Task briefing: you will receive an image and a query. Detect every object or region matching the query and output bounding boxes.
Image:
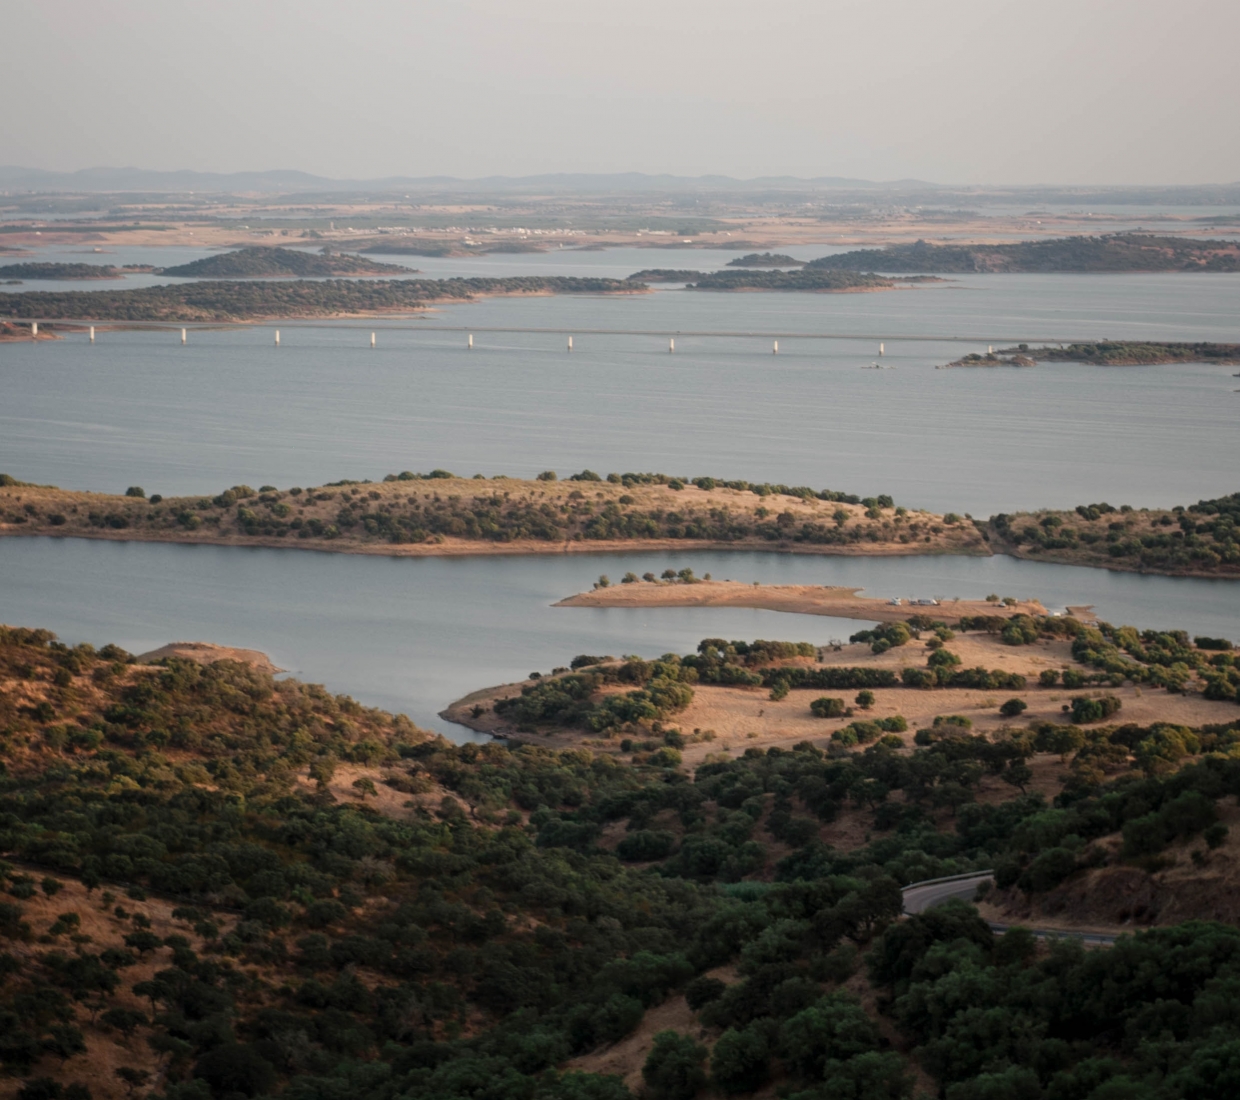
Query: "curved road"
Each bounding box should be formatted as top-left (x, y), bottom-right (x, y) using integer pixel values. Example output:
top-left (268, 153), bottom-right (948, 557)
top-left (901, 871), bottom-right (1117, 947)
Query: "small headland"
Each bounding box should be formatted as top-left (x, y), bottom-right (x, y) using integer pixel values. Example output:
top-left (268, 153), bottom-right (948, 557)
top-left (135, 641), bottom-right (282, 673)
top-left (987, 492), bottom-right (1240, 577)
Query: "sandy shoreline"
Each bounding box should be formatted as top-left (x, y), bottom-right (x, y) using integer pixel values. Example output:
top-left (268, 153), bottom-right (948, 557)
top-left (0, 525), bottom-right (993, 561)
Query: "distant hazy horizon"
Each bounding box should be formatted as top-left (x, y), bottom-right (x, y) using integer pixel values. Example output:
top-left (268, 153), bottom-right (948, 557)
top-left (5, 0), bottom-right (1238, 186)
top-left (6, 166), bottom-right (1240, 196)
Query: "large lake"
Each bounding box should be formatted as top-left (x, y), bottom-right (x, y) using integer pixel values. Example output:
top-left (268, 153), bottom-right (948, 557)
top-left (2, 268), bottom-right (1238, 515)
top-left (2, 252), bottom-right (1237, 738)
top-left (2, 537), bottom-right (1236, 738)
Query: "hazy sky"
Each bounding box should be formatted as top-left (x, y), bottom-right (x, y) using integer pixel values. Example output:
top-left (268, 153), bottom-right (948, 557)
top-left (7, 0), bottom-right (1238, 184)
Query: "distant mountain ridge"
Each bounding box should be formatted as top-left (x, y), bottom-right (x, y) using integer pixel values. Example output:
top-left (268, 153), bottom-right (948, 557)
top-left (4, 166), bottom-right (1239, 203)
top-left (0, 166), bottom-right (924, 194)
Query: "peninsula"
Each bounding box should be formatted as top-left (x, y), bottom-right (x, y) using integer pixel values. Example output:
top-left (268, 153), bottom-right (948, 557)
top-left (3, 471), bottom-right (1235, 577)
top-left (989, 492), bottom-right (1240, 576)
top-left (0, 470), bottom-right (983, 559)
top-left (806, 232), bottom-right (1240, 273)
top-left (447, 615), bottom-right (1231, 756)
top-left (555, 581), bottom-right (1058, 625)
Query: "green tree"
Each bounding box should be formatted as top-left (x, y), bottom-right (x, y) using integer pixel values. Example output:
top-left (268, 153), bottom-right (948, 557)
top-left (710, 1025), bottom-right (770, 1093)
top-left (642, 1031), bottom-right (707, 1100)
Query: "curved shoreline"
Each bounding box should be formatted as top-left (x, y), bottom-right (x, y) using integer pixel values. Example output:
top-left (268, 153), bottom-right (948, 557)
top-left (0, 526), bottom-right (992, 560)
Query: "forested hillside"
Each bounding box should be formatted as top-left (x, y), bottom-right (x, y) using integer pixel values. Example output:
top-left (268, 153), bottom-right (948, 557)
top-left (2, 622), bottom-right (1240, 1100)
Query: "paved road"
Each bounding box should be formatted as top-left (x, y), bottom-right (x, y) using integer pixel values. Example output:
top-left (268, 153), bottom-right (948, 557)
top-left (903, 872), bottom-right (995, 915)
top-left (901, 872), bottom-right (1118, 946)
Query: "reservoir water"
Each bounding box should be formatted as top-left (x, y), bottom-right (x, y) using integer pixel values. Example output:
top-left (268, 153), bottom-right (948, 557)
top-left (2, 272), bottom-right (1238, 515)
top-left (1, 537), bottom-right (1236, 738)
top-left (2, 259), bottom-right (1237, 738)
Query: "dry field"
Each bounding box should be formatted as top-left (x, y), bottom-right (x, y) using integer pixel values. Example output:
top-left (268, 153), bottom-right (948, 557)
top-left (444, 628), bottom-right (1231, 762)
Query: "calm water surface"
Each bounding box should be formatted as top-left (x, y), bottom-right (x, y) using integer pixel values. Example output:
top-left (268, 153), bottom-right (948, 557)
top-left (2, 274), bottom-right (1237, 515)
top-left (2, 537), bottom-right (1236, 739)
top-left (3, 260), bottom-right (1237, 732)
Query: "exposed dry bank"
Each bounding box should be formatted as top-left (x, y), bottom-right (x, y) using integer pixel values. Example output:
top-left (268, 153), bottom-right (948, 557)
top-left (555, 582), bottom-right (1059, 625)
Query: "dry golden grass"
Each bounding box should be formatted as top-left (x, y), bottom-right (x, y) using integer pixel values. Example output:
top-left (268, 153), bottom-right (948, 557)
top-left (444, 630), bottom-right (1230, 765)
top-left (558, 582), bottom-right (1051, 625)
top-left (0, 875), bottom-right (238, 1100)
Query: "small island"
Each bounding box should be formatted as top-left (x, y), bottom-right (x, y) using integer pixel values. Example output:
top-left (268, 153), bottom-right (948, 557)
top-left (725, 252), bottom-right (805, 267)
top-left (940, 341), bottom-right (1240, 368)
top-left (625, 269), bottom-right (706, 282)
top-left (806, 233), bottom-right (1240, 273)
top-left (0, 469), bottom-right (984, 560)
top-left (156, 245), bottom-right (417, 278)
top-left (689, 269), bottom-right (893, 291)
